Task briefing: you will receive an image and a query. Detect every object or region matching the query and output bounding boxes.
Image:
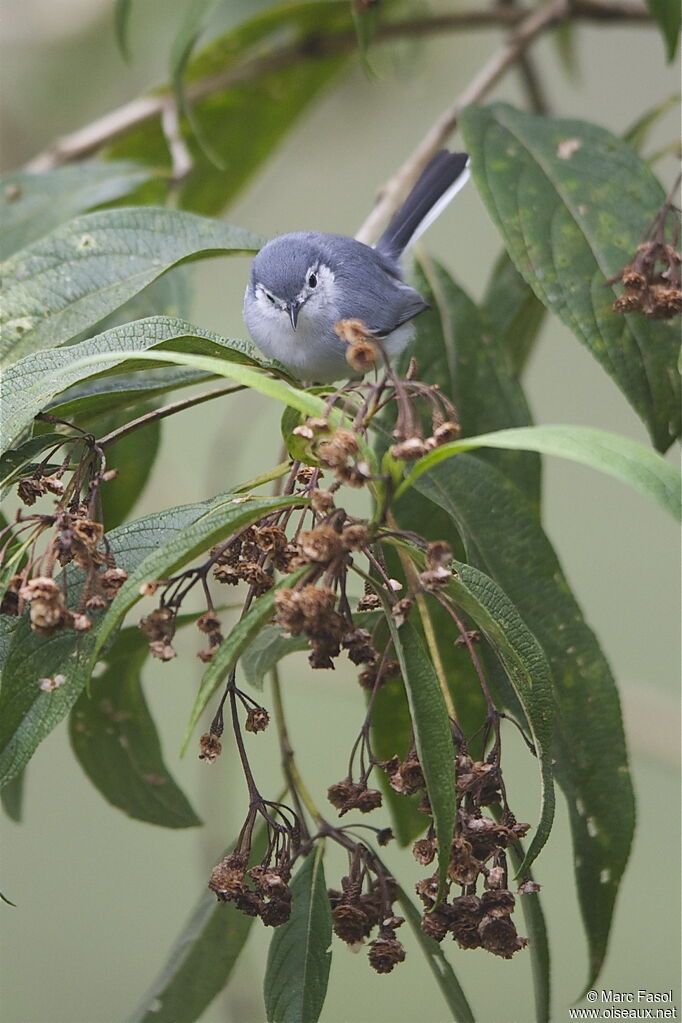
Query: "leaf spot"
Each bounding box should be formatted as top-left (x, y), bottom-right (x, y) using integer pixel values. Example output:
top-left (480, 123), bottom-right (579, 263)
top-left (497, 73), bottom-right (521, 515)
top-left (7, 316), bottom-right (35, 338)
top-left (586, 816), bottom-right (598, 838)
top-left (556, 137), bottom-right (582, 159)
top-left (143, 773), bottom-right (168, 786)
top-left (600, 868), bottom-right (611, 884)
top-left (75, 233), bottom-right (97, 250)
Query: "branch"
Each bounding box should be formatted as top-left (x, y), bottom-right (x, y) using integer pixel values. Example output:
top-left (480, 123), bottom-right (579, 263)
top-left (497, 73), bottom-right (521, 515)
top-left (25, 0), bottom-right (652, 173)
top-left (355, 0), bottom-right (570, 243)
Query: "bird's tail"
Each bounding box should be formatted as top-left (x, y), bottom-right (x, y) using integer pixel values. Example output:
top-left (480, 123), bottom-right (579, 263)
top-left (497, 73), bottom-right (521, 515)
top-left (375, 150), bottom-right (470, 260)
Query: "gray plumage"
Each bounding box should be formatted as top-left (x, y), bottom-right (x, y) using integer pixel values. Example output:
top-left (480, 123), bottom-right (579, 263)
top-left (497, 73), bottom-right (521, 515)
top-left (243, 150), bottom-right (470, 381)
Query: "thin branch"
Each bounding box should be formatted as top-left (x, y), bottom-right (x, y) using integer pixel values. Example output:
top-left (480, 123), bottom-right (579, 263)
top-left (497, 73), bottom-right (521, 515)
top-left (25, 0), bottom-right (652, 173)
top-left (98, 382), bottom-right (244, 448)
top-left (355, 0), bottom-right (571, 243)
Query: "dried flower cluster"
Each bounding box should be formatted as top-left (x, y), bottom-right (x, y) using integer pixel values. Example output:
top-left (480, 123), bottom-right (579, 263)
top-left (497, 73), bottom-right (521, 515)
top-left (2, 431), bottom-right (127, 639)
top-left (611, 198), bottom-right (682, 320)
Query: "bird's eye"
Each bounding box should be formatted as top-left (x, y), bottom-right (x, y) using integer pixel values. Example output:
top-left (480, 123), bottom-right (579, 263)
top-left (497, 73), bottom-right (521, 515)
top-left (307, 272), bottom-right (318, 289)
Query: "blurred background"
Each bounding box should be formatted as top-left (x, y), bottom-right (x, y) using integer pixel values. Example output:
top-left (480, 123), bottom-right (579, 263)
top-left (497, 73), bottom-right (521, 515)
top-left (1, 1), bottom-right (679, 1021)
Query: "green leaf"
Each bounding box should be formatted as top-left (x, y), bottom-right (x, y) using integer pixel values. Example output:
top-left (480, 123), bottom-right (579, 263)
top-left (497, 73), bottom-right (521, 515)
top-left (397, 883), bottom-right (475, 1023)
top-left (128, 822), bottom-right (269, 1023)
top-left (114, 0), bottom-right (133, 60)
top-left (0, 493), bottom-right (299, 788)
top-left (0, 161), bottom-right (154, 259)
top-left (460, 103), bottom-right (681, 452)
top-left (623, 93), bottom-right (681, 151)
top-left (412, 253), bottom-right (540, 504)
top-left (388, 540), bottom-right (556, 874)
top-left (397, 424), bottom-right (682, 521)
top-left (264, 844), bottom-right (332, 1023)
top-left (481, 250), bottom-right (546, 375)
top-left (384, 619), bottom-right (456, 897)
top-left (0, 208), bottom-right (261, 365)
top-left (241, 625), bottom-right (310, 690)
top-left (645, 0), bottom-right (680, 60)
top-left (181, 569), bottom-right (307, 753)
top-left (0, 767), bottom-right (25, 823)
top-left (415, 455), bottom-right (635, 989)
top-left (109, 2), bottom-right (353, 216)
top-left (505, 834), bottom-right (551, 1023)
top-left (0, 316), bottom-right (268, 455)
top-left (69, 627), bottom-right (201, 828)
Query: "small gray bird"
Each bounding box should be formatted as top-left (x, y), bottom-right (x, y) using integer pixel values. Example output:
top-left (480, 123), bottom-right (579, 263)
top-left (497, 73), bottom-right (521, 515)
top-left (243, 150), bottom-right (470, 382)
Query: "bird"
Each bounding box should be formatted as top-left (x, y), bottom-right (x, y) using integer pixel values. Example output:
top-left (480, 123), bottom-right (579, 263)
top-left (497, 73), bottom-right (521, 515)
top-left (243, 150), bottom-right (470, 382)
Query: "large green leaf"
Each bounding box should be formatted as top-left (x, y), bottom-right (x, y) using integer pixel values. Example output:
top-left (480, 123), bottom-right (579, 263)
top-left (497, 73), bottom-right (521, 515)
top-left (397, 423), bottom-right (681, 521)
top-left (0, 208), bottom-right (261, 365)
top-left (411, 254), bottom-right (540, 504)
top-left (128, 823), bottom-right (269, 1023)
top-left (264, 844), bottom-right (332, 1023)
top-left (480, 250), bottom-right (546, 375)
top-left (645, 0), bottom-right (680, 60)
top-left (415, 455), bottom-right (635, 989)
top-left (460, 104), bottom-right (681, 452)
top-left (0, 161), bottom-right (154, 260)
top-left (109, 2), bottom-right (353, 215)
top-left (384, 619), bottom-right (456, 897)
top-left (69, 627), bottom-right (201, 828)
top-left (0, 316), bottom-right (267, 455)
top-left (387, 540), bottom-right (556, 874)
top-left (0, 492), bottom-right (299, 788)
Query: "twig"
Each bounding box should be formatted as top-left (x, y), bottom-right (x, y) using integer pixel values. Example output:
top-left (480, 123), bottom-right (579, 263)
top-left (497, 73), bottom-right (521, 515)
top-left (160, 96), bottom-right (194, 182)
top-left (355, 0), bottom-right (570, 243)
top-left (25, 0), bottom-right (651, 173)
top-left (98, 382), bottom-right (244, 448)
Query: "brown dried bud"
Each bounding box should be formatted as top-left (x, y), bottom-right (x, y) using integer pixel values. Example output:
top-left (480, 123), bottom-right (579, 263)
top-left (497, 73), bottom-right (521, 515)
top-left (649, 283), bottom-right (682, 318)
top-left (85, 594), bottom-right (107, 611)
top-left (296, 465), bottom-right (317, 484)
top-left (613, 292), bottom-right (644, 313)
top-left (518, 879), bottom-right (542, 895)
top-left (450, 894), bottom-right (483, 950)
top-left (42, 475), bottom-right (65, 496)
top-left (139, 606), bottom-right (174, 640)
top-left (197, 648), bottom-right (216, 663)
top-left (431, 421), bottom-right (460, 445)
top-left (100, 567), bottom-right (128, 595)
top-left (197, 611), bottom-right (221, 634)
top-left (354, 787), bottom-right (383, 813)
top-left (622, 269), bottom-right (647, 290)
top-left (138, 581), bottom-right (160, 597)
top-left (255, 526), bottom-right (288, 554)
top-left (454, 629), bottom-right (481, 647)
top-left (299, 524), bottom-right (343, 563)
top-left (419, 566), bottom-right (452, 590)
top-left (19, 576), bottom-right (66, 633)
top-left (480, 888), bottom-right (515, 919)
top-left (448, 836), bottom-right (481, 886)
top-left (426, 540), bottom-right (452, 569)
top-left (317, 429), bottom-right (359, 468)
top-left (245, 707), bottom-right (270, 733)
top-left (346, 339), bottom-right (378, 373)
top-left (72, 518), bottom-right (104, 550)
top-left (17, 478), bottom-right (46, 505)
top-left (391, 597), bottom-right (412, 628)
top-left (342, 628), bottom-right (376, 665)
top-left (421, 907), bottom-right (452, 942)
top-left (69, 612), bottom-right (92, 632)
top-left (377, 828), bottom-right (394, 846)
top-left (485, 866), bottom-right (506, 890)
top-left (368, 934), bottom-right (406, 974)
top-left (341, 523), bottom-right (369, 550)
top-left (148, 640), bottom-right (176, 661)
top-left (310, 489), bottom-right (335, 514)
top-left (389, 437), bottom-right (429, 462)
top-left (479, 914), bottom-right (528, 958)
top-left (357, 593), bottom-right (381, 611)
top-left (199, 733), bottom-right (222, 762)
top-left (209, 852), bottom-right (247, 899)
top-left (412, 838), bottom-right (437, 866)
top-left (334, 317), bottom-right (376, 344)
top-left (259, 893), bottom-right (292, 927)
top-left (332, 902), bottom-right (371, 944)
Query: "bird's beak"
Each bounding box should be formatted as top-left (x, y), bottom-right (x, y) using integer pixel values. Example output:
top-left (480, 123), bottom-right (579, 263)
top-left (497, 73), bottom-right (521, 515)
top-left (287, 300), bottom-right (301, 330)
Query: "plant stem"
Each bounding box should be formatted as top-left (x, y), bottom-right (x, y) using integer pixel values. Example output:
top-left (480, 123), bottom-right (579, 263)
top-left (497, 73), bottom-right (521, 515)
top-left (99, 383), bottom-right (244, 447)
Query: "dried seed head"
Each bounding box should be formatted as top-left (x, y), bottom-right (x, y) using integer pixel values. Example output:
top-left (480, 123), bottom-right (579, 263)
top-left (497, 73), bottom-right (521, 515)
top-left (478, 915), bottom-right (528, 958)
top-left (317, 429), bottom-right (359, 469)
top-left (341, 523), bottom-right (369, 550)
top-left (412, 838), bottom-right (437, 866)
top-left (199, 733), bottom-right (222, 763)
top-left (389, 437), bottom-right (429, 462)
top-left (346, 339), bottom-right (378, 373)
top-left (17, 478), bottom-right (46, 505)
top-left (42, 475), bottom-right (65, 496)
top-left (245, 707), bottom-right (270, 733)
top-left (426, 540), bottom-right (452, 569)
top-left (518, 879), bottom-right (542, 895)
top-left (332, 902), bottom-right (371, 944)
top-left (299, 524), bottom-right (343, 563)
top-left (310, 488), bottom-right (335, 514)
top-left (196, 611), bottom-right (221, 634)
top-left (209, 852), bottom-right (247, 899)
top-left (391, 597), bottom-right (413, 628)
top-left (100, 567), bottom-right (128, 596)
top-left (368, 934), bottom-right (406, 974)
top-left (485, 866), bottom-right (506, 890)
top-left (148, 640), bottom-right (176, 661)
top-left (357, 593), bottom-right (381, 612)
top-left (432, 421), bottom-right (460, 445)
